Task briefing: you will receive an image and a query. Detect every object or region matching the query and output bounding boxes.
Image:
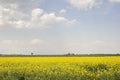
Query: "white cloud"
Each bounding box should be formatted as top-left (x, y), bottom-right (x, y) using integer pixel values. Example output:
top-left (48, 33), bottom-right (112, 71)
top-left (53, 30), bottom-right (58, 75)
top-left (64, 40), bottom-right (120, 54)
top-left (60, 9), bottom-right (67, 14)
top-left (109, 0), bottom-right (120, 2)
top-left (31, 8), bottom-right (44, 20)
top-left (30, 39), bottom-right (43, 45)
top-left (0, 39), bottom-right (43, 46)
top-left (40, 13), bottom-right (73, 26)
top-left (25, 11), bottom-right (76, 29)
top-left (0, 0), bottom-right (76, 29)
top-left (67, 0), bottom-right (100, 10)
top-left (0, 38), bottom-right (45, 54)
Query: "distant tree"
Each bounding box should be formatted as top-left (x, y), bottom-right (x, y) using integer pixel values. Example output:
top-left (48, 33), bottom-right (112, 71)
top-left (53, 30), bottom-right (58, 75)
top-left (66, 53), bottom-right (75, 56)
top-left (31, 52), bottom-right (34, 55)
top-left (67, 53), bottom-right (71, 55)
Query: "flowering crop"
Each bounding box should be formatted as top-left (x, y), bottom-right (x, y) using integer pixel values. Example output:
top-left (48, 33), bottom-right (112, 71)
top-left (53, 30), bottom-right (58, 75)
top-left (0, 56), bottom-right (120, 80)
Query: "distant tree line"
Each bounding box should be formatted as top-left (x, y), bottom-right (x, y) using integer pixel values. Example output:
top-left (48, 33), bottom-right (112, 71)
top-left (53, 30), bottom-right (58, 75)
top-left (0, 52), bottom-right (120, 57)
top-left (65, 53), bottom-right (120, 56)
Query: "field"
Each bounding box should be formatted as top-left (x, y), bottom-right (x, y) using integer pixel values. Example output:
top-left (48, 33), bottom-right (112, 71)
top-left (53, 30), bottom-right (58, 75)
top-left (0, 56), bottom-right (120, 80)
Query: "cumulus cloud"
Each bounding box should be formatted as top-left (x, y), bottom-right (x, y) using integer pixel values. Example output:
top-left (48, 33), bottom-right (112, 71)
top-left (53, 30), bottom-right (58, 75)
top-left (67, 0), bottom-right (100, 10)
top-left (31, 8), bottom-right (44, 20)
top-left (40, 13), bottom-right (74, 26)
top-left (0, 0), bottom-right (76, 29)
top-left (60, 9), bottom-right (67, 14)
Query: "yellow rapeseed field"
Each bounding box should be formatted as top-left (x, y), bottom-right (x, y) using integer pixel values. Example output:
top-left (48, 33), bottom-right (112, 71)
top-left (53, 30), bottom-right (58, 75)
top-left (0, 56), bottom-right (120, 80)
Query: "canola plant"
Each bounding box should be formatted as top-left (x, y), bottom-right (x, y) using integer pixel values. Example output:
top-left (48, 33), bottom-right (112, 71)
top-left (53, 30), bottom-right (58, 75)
top-left (0, 56), bottom-right (120, 80)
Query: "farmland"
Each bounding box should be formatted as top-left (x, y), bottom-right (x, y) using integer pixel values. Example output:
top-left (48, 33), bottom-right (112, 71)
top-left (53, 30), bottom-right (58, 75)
top-left (0, 56), bottom-right (120, 80)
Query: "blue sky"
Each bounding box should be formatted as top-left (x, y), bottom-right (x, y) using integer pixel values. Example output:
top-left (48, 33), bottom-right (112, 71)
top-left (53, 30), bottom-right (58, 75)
top-left (0, 0), bottom-right (120, 54)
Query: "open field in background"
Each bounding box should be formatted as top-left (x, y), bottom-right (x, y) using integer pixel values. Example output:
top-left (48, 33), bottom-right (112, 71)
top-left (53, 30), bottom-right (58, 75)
top-left (0, 56), bottom-right (120, 80)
